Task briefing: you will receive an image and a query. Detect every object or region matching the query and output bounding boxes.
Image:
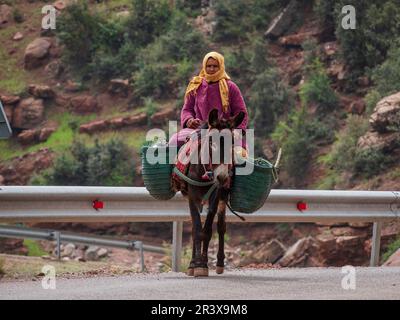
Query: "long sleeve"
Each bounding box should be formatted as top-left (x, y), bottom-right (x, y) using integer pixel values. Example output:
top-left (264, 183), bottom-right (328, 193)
top-left (180, 93), bottom-right (196, 128)
top-left (229, 81), bottom-right (248, 130)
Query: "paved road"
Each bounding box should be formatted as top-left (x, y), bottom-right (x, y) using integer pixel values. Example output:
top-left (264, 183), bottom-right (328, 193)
top-left (1, 267), bottom-right (399, 300)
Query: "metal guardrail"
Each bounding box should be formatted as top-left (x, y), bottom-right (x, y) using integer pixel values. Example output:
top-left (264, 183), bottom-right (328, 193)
top-left (0, 186), bottom-right (399, 271)
top-left (0, 224), bottom-right (165, 272)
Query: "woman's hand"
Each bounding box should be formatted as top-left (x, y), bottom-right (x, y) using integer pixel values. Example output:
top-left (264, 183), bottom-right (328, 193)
top-left (187, 118), bottom-right (201, 129)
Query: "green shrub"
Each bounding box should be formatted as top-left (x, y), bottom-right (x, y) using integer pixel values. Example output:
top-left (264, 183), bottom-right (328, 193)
top-left (33, 139), bottom-right (135, 186)
top-left (56, 2), bottom-right (122, 71)
top-left (316, 1), bottom-right (400, 76)
top-left (353, 147), bottom-right (388, 178)
top-left (272, 107), bottom-right (315, 187)
top-left (126, 0), bottom-right (172, 47)
top-left (13, 8), bottom-right (24, 23)
top-left (300, 59), bottom-right (338, 112)
top-left (249, 67), bottom-right (291, 136)
top-left (323, 115), bottom-right (369, 173)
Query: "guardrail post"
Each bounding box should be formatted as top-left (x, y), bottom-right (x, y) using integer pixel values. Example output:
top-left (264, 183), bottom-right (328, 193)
top-left (52, 231), bottom-right (61, 260)
top-left (370, 221), bottom-right (382, 267)
top-left (172, 221), bottom-right (183, 272)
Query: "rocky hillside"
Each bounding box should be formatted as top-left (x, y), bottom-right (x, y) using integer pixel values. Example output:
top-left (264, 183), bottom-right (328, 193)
top-left (0, 0), bottom-right (399, 267)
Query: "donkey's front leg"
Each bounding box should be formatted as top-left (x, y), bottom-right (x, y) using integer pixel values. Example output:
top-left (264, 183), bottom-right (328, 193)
top-left (201, 191), bottom-right (218, 272)
top-left (216, 201), bottom-right (227, 274)
top-left (188, 198), bottom-right (208, 277)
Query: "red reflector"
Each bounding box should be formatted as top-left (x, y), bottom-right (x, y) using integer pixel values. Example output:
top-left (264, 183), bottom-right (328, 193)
top-left (297, 201), bottom-right (307, 211)
top-left (93, 200), bottom-right (104, 210)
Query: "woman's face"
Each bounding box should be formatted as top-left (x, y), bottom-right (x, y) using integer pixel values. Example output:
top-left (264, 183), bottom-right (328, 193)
top-left (205, 57), bottom-right (220, 75)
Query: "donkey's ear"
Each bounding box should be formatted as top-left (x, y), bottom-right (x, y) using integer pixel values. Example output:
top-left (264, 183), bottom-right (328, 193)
top-left (208, 109), bottom-right (219, 127)
top-left (232, 111), bottom-right (245, 128)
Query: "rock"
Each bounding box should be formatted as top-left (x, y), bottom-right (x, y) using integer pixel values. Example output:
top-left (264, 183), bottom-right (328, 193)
top-left (108, 79), bottom-right (130, 97)
top-left (370, 92), bottom-right (400, 133)
top-left (97, 248), bottom-right (108, 258)
top-left (323, 41), bottom-right (338, 57)
top-left (64, 80), bottom-right (81, 93)
top-left (349, 222), bottom-right (372, 229)
top-left (55, 93), bottom-right (71, 107)
top-left (62, 243), bottom-right (76, 257)
top-left (0, 95), bottom-right (20, 105)
top-left (277, 237), bottom-right (316, 267)
top-left (264, 0), bottom-right (301, 40)
top-left (85, 246), bottom-right (100, 261)
top-left (3, 105), bottom-right (13, 124)
top-left (24, 38), bottom-right (52, 70)
top-left (79, 120), bottom-right (108, 134)
top-left (109, 117), bottom-right (125, 129)
top-left (0, 4), bottom-right (11, 25)
top-left (28, 84), bottom-right (55, 99)
top-left (53, 0), bottom-right (68, 11)
top-left (123, 113), bottom-right (147, 126)
top-left (194, 8), bottom-right (216, 37)
top-left (383, 249), bottom-right (400, 267)
top-left (38, 127), bottom-right (56, 142)
top-left (70, 95), bottom-right (99, 114)
top-left (278, 32), bottom-right (314, 47)
top-left (0, 238), bottom-right (28, 255)
top-left (17, 129), bottom-right (37, 145)
top-left (253, 239), bottom-right (286, 264)
top-left (357, 131), bottom-right (399, 152)
top-left (150, 107), bottom-right (176, 125)
top-left (12, 98), bottom-right (45, 129)
top-left (349, 99), bottom-right (366, 115)
top-left (45, 60), bottom-right (64, 78)
top-left (13, 32), bottom-right (24, 41)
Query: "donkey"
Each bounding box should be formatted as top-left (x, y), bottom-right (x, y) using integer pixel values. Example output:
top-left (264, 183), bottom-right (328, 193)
top-left (173, 109), bottom-right (245, 277)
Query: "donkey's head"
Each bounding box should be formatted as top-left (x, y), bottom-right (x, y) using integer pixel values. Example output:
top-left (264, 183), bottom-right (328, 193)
top-left (204, 109), bottom-right (245, 188)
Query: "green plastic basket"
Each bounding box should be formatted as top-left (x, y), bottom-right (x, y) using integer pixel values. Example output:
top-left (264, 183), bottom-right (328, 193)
top-left (141, 144), bottom-right (176, 200)
top-left (230, 157), bottom-right (277, 213)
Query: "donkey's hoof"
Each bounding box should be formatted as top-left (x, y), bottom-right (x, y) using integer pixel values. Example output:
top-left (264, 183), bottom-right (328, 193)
top-left (216, 266), bottom-right (224, 274)
top-left (194, 267), bottom-right (209, 277)
top-left (186, 268), bottom-right (194, 276)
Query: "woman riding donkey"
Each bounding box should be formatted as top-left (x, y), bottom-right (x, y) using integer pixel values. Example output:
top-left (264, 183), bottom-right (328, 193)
top-left (170, 51), bottom-right (250, 277)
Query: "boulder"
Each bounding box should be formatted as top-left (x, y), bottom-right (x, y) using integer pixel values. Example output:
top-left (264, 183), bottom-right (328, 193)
top-left (277, 237), bottom-right (316, 267)
top-left (0, 95), bottom-right (20, 105)
top-left (24, 38), bottom-right (52, 70)
top-left (53, 0), bottom-right (74, 11)
top-left (12, 98), bottom-right (45, 129)
top-left (97, 248), bottom-right (108, 259)
top-left (28, 84), bottom-right (55, 99)
top-left (108, 79), bottom-right (130, 97)
top-left (0, 4), bottom-right (11, 25)
top-left (64, 80), bottom-right (81, 93)
top-left (150, 107), bottom-right (176, 125)
top-left (70, 95), bottom-right (99, 114)
top-left (278, 31), bottom-right (314, 47)
top-left (17, 129), bottom-right (37, 145)
top-left (62, 243), bottom-right (76, 257)
top-left (252, 239), bottom-right (286, 264)
top-left (123, 113), bottom-right (147, 126)
top-left (3, 105), bottom-right (13, 124)
top-left (45, 60), bottom-right (64, 78)
top-left (370, 92), bottom-right (400, 133)
top-left (85, 246), bottom-right (100, 261)
top-left (13, 32), bottom-right (24, 41)
top-left (38, 127), bottom-right (56, 142)
top-left (79, 120), bottom-right (108, 134)
top-left (357, 131), bottom-right (399, 152)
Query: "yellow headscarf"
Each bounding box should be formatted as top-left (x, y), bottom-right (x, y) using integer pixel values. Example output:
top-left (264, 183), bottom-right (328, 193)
top-left (184, 51), bottom-right (231, 112)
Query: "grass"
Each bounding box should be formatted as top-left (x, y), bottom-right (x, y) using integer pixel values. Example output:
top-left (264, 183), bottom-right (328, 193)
top-left (0, 253), bottom-right (137, 280)
top-left (382, 237), bottom-right (400, 263)
top-left (23, 239), bottom-right (48, 257)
